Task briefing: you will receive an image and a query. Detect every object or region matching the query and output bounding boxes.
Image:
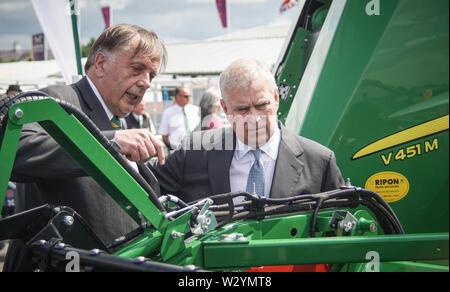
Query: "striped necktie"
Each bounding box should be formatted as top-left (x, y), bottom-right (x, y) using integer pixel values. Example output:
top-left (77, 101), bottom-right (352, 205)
top-left (246, 149), bottom-right (265, 197)
top-left (111, 116), bottom-right (122, 130)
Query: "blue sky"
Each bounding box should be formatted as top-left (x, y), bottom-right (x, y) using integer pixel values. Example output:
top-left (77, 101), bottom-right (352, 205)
top-left (0, 0), bottom-right (298, 50)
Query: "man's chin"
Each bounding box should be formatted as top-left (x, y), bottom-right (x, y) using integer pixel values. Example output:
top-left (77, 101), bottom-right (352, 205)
top-left (119, 105), bottom-right (137, 117)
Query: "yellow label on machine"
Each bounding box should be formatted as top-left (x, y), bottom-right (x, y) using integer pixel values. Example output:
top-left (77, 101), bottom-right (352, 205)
top-left (365, 171), bottom-right (410, 203)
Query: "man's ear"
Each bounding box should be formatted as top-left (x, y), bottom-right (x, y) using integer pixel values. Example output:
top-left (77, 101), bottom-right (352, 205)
top-left (93, 52), bottom-right (108, 78)
top-left (273, 88), bottom-right (280, 108)
top-left (220, 99), bottom-right (228, 114)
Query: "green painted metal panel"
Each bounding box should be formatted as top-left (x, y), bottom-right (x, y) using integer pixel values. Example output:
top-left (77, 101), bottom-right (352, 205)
top-left (203, 233), bottom-right (448, 269)
top-left (345, 260), bottom-right (449, 272)
top-left (0, 122), bottom-right (22, 212)
top-left (281, 0), bottom-right (449, 234)
top-left (276, 27), bottom-right (310, 124)
top-left (113, 230), bottom-right (163, 258)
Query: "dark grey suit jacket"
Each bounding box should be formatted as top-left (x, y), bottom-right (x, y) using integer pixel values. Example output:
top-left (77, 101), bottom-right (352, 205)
top-left (10, 77), bottom-right (138, 245)
top-left (150, 124), bottom-right (344, 203)
top-left (125, 113), bottom-right (153, 132)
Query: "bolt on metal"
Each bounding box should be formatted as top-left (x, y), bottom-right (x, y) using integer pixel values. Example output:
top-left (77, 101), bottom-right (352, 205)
top-left (63, 216), bottom-right (74, 226)
top-left (90, 249), bottom-right (101, 256)
top-left (14, 109), bottom-right (23, 119)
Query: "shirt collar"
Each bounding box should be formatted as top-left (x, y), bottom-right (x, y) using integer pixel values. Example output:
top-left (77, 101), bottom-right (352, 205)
top-left (86, 75), bottom-right (114, 120)
top-left (235, 124), bottom-right (281, 161)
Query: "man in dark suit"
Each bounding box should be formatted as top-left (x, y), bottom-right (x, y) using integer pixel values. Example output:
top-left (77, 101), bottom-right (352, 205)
top-left (4, 24), bottom-right (167, 271)
top-left (151, 58), bottom-right (344, 203)
top-left (125, 99), bottom-right (156, 133)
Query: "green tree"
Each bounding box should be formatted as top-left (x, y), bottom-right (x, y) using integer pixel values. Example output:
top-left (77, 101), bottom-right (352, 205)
top-left (81, 37), bottom-right (96, 58)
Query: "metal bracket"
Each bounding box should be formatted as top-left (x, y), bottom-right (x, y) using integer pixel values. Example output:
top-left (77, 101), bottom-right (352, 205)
top-left (191, 199), bottom-right (218, 235)
top-left (330, 210), bottom-right (358, 236)
top-left (160, 211), bottom-right (192, 261)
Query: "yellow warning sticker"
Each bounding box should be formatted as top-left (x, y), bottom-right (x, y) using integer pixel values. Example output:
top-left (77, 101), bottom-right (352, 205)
top-left (365, 171), bottom-right (410, 203)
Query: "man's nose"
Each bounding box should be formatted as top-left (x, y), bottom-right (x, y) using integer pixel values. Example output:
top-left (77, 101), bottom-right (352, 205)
top-left (246, 112), bottom-right (262, 124)
top-left (136, 73), bottom-right (151, 89)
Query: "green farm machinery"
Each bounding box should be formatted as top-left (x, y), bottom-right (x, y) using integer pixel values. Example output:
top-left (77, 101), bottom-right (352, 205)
top-left (0, 0), bottom-right (448, 272)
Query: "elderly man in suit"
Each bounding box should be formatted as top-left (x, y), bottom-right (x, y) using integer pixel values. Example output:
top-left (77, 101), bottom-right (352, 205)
top-left (5, 24), bottom-right (167, 271)
top-left (151, 58), bottom-right (344, 203)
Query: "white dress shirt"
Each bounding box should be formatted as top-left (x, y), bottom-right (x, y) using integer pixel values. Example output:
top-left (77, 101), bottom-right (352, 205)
top-left (158, 103), bottom-right (200, 148)
top-left (229, 125), bottom-right (281, 202)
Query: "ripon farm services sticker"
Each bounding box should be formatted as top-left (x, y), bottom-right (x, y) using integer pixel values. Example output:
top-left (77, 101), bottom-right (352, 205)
top-left (365, 171), bottom-right (410, 203)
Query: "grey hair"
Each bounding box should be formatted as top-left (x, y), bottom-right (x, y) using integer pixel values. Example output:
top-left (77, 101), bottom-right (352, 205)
top-left (84, 23), bottom-right (167, 73)
top-left (219, 58), bottom-right (277, 103)
top-left (199, 87), bottom-right (221, 119)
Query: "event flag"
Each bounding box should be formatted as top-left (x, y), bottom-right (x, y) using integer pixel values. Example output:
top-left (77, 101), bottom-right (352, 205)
top-left (31, 0), bottom-right (78, 84)
top-left (31, 33), bottom-right (45, 61)
top-left (216, 0), bottom-right (227, 28)
top-left (280, 0), bottom-right (299, 14)
top-left (101, 6), bottom-right (111, 30)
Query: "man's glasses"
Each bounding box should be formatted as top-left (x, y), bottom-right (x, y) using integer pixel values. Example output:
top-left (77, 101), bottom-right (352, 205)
top-left (183, 95), bottom-right (191, 99)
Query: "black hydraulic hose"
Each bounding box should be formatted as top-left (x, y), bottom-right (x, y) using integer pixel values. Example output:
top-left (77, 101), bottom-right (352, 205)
top-left (0, 94), bottom-right (165, 212)
top-left (310, 196), bottom-right (325, 238)
top-left (308, 188), bottom-right (404, 236)
top-left (215, 194), bottom-right (235, 230)
top-left (360, 198), bottom-right (403, 235)
top-left (326, 188), bottom-right (404, 234)
top-left (205, 188), bottom-right (404, 236)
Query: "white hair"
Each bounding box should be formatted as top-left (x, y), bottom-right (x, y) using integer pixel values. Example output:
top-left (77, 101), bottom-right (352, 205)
top-left (219, 58), bottom-right (277, 103)
top-left (199, 87), bottom-right (221, 118)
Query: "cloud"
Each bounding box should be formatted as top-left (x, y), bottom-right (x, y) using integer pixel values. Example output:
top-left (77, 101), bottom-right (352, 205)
top-left (0, 0), bottom-right (29, 12)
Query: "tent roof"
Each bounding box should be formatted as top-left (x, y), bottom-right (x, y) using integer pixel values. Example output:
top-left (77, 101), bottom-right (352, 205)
top-left (164, 24), bottom-right (289, 75)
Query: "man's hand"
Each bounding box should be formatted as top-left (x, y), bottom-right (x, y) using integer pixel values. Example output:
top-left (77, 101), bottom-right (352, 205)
top-left (114, 129), bottom-right (165, 165)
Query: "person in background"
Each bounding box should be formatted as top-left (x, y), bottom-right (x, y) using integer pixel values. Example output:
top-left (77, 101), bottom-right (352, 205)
top-left (5, 84), bottom-right (22, 96)
top-left (1, 182), bottom-right (16, 218)
top-left (198, 87), bottom-right (224, 131)
top-left (158, 86), bottom-right (200, 149)
top-left (0, 182), bottom-right (16, 251)
top-left (125, 99), bottom-right (157, 133)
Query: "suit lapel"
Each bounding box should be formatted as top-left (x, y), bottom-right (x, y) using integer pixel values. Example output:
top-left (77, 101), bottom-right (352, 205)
top-left (73, 77), bottom-right (113, 131)
top-left (207, 127), bottom-right (235, 194)
top-left (270, 125), bottom-right (305, 198)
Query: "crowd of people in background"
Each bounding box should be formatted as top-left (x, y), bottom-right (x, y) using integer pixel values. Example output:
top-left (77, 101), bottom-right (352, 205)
top-left (159, 86), bottom-right (226, 150)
